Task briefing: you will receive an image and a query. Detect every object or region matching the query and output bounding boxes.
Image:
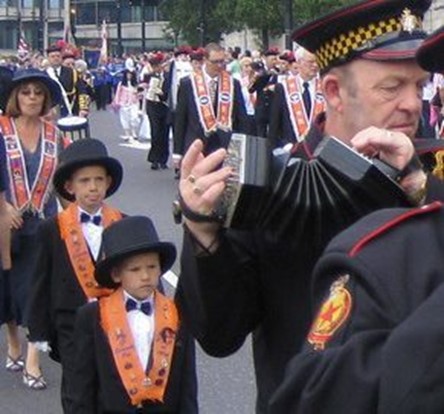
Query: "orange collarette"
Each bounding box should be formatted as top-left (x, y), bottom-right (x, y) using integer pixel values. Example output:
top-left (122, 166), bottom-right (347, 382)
top-left (100, 288), bottom-right (179, 406)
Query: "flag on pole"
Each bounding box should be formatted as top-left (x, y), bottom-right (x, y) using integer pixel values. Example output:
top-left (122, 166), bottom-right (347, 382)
top-left (100, 20), bottom-right (108, 64)
top-left (63, 0), bottom-right (76, 46)
top-left (17, 32), bottom-right (30, 62)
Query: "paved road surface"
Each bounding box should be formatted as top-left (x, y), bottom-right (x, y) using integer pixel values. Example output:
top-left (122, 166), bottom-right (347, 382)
top-left (0, 109), bottom-right (256, 413)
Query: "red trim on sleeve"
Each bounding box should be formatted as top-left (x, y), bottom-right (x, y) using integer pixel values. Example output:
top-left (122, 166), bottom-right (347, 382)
top-left (349, 201), bottom-right (443, 257)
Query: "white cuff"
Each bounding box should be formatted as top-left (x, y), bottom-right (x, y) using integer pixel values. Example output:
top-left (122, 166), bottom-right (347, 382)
top-left (172, 154), bottom-right (183, 162)
top-left (32, 341), bottom-right (51, 353)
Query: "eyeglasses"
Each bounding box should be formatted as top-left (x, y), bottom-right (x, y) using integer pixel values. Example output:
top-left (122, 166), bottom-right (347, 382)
top-left (208, 59), bottom-right (226, 65)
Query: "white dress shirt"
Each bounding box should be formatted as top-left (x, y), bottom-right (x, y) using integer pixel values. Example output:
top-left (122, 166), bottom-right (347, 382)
top-left (124, 291), bottom-right (155, 370)
top-left (79, 207), bottom-right (103, 261)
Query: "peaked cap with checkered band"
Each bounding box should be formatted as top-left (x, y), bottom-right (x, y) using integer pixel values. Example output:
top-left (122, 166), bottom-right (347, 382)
top-left (292, 0), bottom-right (431, 74)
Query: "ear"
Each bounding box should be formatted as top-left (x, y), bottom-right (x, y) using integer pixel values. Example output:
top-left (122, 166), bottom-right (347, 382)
top-left (110, 268), bottom-right (121, 284)
top-left (63, 180), bottom-right (75, 197)
top-left (321, 73), bottom-right (344, 113)
top-left (106, 175), bottom-right (113, 191)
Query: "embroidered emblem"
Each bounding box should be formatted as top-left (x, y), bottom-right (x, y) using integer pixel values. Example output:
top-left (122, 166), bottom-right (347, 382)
top-left (289, 93), bottom-right (299, 103)
top-left (307, 275), bottom-right (352, 351)
top-left (400, 8), bottom-right (422, 33)
top-left (199, 96), bottom-right (210, 105)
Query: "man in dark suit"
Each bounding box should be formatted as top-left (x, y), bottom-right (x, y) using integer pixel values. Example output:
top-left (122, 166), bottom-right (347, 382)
top-left (173, 42), bottom-right (249, 176)
top-left (46, 45), bottom-right (82, 117)
top-left (269, 47), bottom-right (324, 148)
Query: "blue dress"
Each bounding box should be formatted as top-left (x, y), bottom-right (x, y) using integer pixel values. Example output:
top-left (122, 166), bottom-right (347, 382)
top-left (2, 132), bottom-right (60, 326)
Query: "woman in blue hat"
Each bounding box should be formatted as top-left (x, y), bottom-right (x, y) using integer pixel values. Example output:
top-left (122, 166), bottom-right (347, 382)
top-left (0, 68), bottom-right (69, 390)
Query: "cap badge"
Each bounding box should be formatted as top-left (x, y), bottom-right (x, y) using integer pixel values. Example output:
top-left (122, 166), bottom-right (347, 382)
top-left (400, 8), bottom-right (422, 33)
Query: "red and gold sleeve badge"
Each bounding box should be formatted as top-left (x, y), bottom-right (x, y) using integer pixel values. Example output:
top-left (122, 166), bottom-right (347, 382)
top-left (307, 275), bottom-right (352, 351)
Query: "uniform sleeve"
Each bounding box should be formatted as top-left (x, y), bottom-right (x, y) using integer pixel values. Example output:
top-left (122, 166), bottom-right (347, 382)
top-left (70, 304), bottom-right (99, 414)
top-left (269, 232), bottom-right (444, 414)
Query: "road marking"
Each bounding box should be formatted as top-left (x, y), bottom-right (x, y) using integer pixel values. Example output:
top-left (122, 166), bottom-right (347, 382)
top-left (119, 141), bottom-right (151, 150)
top-left (162, 270), bottom-right (178, 288)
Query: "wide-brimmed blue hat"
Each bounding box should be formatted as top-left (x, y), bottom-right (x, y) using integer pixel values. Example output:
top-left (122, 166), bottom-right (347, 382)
top-left (10, 68), bottom-right (62, 107)
top-left (95, 216), bottom-right (177, 289)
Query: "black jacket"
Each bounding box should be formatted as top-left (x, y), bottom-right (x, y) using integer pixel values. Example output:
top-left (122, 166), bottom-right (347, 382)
top-left (173, 75), bottom-right (249, 157)
top-left (71, 301), bottom-right (198, 414)
top-left (270, 201), bottom-right (444, 413)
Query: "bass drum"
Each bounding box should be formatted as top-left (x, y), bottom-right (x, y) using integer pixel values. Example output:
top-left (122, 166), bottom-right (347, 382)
top-left (57, 116), bottom-right (90, 142)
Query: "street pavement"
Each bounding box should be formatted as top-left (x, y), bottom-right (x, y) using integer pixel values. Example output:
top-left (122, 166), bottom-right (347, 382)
top-left (0, 109), bottom-right (256, 413)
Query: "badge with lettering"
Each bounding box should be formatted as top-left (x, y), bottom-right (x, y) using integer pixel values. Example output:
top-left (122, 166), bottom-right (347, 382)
top-left (307, 275), bottom-right (352, 351)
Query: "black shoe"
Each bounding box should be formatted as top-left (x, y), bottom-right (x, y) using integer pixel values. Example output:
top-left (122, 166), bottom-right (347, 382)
top-left (174, 169), bottom-right (180, 180)
top-left (151, 163), bottom-right (159, 170)
top-left (160, 164), bottom-right (168, 170)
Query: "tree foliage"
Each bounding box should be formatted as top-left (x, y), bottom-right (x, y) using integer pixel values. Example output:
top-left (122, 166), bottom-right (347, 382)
top-left (160, 0), bottom-right (358, 47)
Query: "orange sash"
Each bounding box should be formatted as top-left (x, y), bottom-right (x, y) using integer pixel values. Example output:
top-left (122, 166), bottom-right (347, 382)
top-left (0, 116), bottom-right (58, 215)
top-left (100, 288), bottom-right (179, 406)
top-left (58, 203), bottom-right (122, 299)
top-left (190, 70), bottom-right (234, 136)
top-left (283, 77), bottom-right (325, 142)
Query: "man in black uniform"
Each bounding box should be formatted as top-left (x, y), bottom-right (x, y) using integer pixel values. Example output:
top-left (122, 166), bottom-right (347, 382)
top-left (269, 23), bottom-right (444, 414)
top-left (174, 1), bottom-right (444, 413)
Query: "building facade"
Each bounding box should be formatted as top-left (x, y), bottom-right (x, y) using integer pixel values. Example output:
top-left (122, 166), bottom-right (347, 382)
top-left (1, 0), bottom-right (444, 57)
top-left (0, 0), bottom-right (171, 55)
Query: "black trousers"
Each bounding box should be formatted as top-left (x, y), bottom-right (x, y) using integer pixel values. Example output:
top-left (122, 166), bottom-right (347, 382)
top-left (147, 101), bottom-right (169, 165)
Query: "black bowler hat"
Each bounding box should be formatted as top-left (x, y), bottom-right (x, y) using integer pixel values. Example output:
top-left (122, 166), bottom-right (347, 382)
top-left (95, 216), bottom-right (177, 289)
top-left (9, 68), bottom-right (62, 107)
top-left (53, 138), bottom-right (123, 201)
top-left (293, 0), bottom-right (431, 74)
top-left (416, 26), bottom-right (444, 73)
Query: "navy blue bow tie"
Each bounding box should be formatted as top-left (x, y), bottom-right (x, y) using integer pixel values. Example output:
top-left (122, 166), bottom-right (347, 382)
top-left (125, 298), bottom-right (152, 316)
top-left (80, 212), bottom-right (102, 226)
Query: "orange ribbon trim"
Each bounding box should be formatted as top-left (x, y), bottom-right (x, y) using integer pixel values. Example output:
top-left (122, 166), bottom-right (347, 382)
top-left (0, 116), bottom-right (58, 214)
top-left (100, 288), bottom-right (179, 406)
top-left (58, 203), bottom-right (121, 299)
top-left (283, 77), bottom-right (325, 142)
top-left (191, 70), bottom-right (234, 136)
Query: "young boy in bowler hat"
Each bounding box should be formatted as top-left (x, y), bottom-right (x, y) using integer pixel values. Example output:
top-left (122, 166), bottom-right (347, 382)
top-left (71, 216), bottom-right (198, 413)
top-left (27, 138), bottom-right (124, 411)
